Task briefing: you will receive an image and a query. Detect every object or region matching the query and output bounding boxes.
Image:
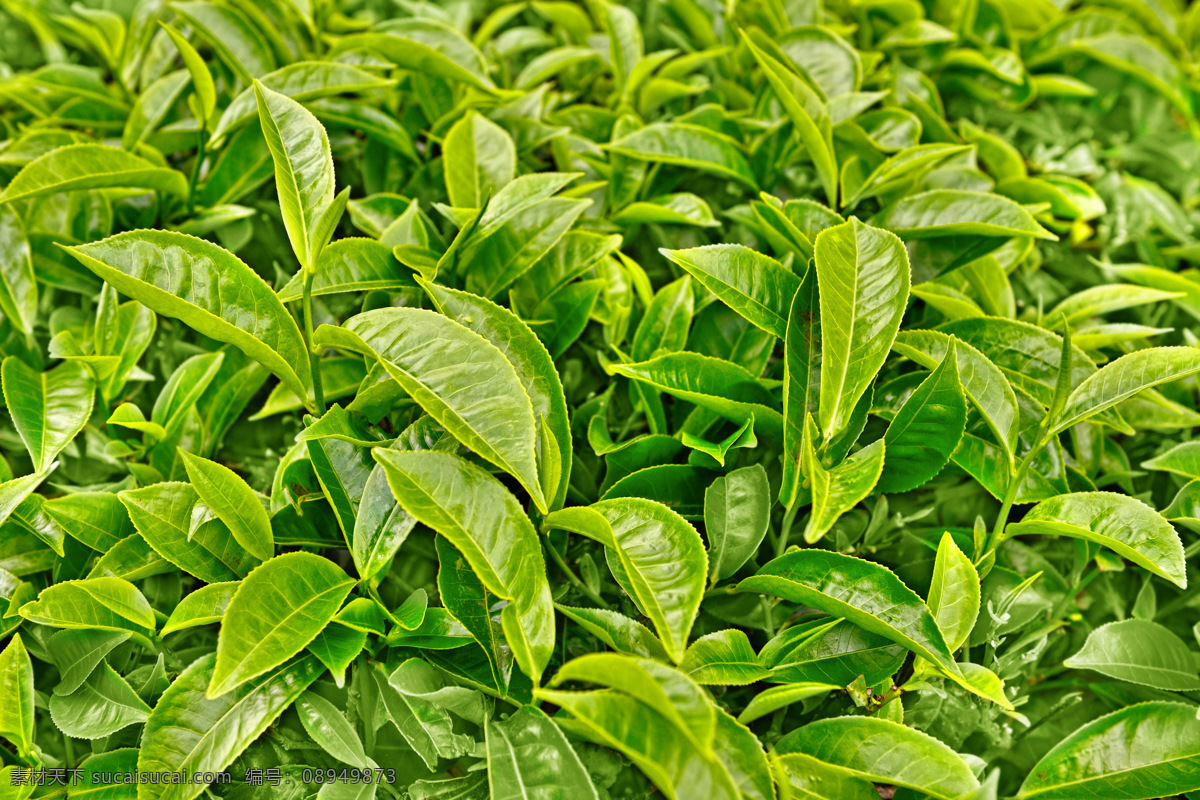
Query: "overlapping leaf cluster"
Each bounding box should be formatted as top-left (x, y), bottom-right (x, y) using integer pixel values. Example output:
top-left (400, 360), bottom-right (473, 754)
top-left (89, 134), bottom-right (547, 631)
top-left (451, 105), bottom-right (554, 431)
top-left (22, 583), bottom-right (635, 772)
top-left (2, 0), bottom-right (1200, 797)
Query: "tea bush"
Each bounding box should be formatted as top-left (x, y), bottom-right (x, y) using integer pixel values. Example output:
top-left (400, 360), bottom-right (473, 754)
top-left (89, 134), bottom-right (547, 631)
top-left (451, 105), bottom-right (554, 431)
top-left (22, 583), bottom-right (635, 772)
top-left (1, 0), bottom-right (1200, 798)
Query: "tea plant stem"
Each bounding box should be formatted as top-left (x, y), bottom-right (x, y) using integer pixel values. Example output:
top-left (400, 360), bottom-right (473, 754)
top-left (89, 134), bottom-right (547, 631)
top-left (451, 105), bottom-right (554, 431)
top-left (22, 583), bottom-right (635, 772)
top-left (187, 129), bottom-right (204, 217)
top-left (759, 595), bottom-right (776, 639)
top-left (543, 534), bottom-right (610, 610)
top-left (301, 266), bottom-right (327, 415)
top-left (982, 439), bottom-right (1044, 571)
top-left (775, 502), bottom-right (800, 558)
top-left (616, 408), bottom-right (642, 440)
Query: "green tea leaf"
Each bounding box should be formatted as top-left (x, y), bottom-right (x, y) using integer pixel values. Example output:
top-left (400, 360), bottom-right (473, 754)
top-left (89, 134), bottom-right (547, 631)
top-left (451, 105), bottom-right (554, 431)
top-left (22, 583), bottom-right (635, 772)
top-left (607, 123), bottom-right (757, 188)
top-left (46, 628), bottom-right (130, 694)
top-left (209, 553), bottom-right (354, 697)
top-left (48, 661), bottom-right (151, 739)
top-left (611, 353), bottom-right (784, 441)
top-left (296, 690), bottom-right (372, 768)
top-left (893, 330), bottom-right (1019, 467)
top-left (926, 532), bottom-right (980, 652)
top-left (1064, 619), bottom-right (1200, 691)
top-left (877, 342), bottom-right (967, 493)
top-left (705, 464), bottom-right (770, 584)
top-left (161, 582), bottom-right (237, 635)
top-left (1052, 347), bottom-right (1200, 434)
top-left (119, 483), bottom-right (260, 583)
top-left (803, 429), bottom-right (885, 544)
top-left (486, 706), bottom-right (600, 800)
top-left (0, 145), bottom-right (188, 204)
top-left (1019, 702), bottom-right (1200, 800)
top-left (160, 23), bottom-right (215, 124)
top-left (661, 245), bottom-right (800, 338)
top-left (65, 231), bottom-right (313, 404)
top-left (375, 449), bottom-right (554, 682)
top-left (740, 551), bottom-right (958, 679)
top-left (877, 189), bottom-right (1057, 241)
top-left (254, 81), bottom-right (337, 270)
top-left (140, 654), bottom-right (323, 800)
top-left (276, 238), bottom-right (414, 301)
top-left (1007, 492), bottom-right (1186, 588)
top-left (180, 451), bottom-right (273, 562)
top-left (19, 578), bottom-right (155, 636)
top-left (816, 218), bottom-right (910, 442)
top-left (0, 634), bottom-right (33, 755)
top-left (315, 308), bottom-right (546, 512)
top-left (443, 111), bottom-right (516, 209)
top-left (776, 717), bottom-right (980, 800)
top-left (544, 501), bottom-right (706, 663)
top-left (421, 280), bottom-right (572, 511)
top-left (679, 629), bottom-right (770, 685)
top-left (1, 357), bottom-right (94, 475)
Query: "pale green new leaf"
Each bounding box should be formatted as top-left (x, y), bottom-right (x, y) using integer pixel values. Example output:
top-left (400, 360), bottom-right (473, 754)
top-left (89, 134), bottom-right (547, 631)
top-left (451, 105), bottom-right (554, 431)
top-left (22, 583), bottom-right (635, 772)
top-left (160, 23), bottom-right (215, 124)
top-left (776, 717), bottom-right (980, 800)
top-left (19, 578), bottom-right (155, 636)
top-left (816, 218), bottom-right (910, 442)
top-left (679, 629), bottom-right (770, 685)
top-left (48, 662), bottom-right (151, 739)
top-left (0, 202), bottom-right (36, 335)
top-left (254, 81), bottom-right (336, 271)
top-left (738, 684), bottom-right (839, 725)
top-left (660, 245), bottom-right (800, 338)
top-left (276, 239), bottom-right (415, 302)
top-left (548, 653), bottom-right (715, 749)
top-left (443, 111), bottom-right (516, 209)
top-left (162, 583), bottom-right (237, 635)
top-left (314, 308), bottom-right (546, 513)
top-left (422, 280), bottom-right (572, 511)
top-left (611, 353), bottom-right (784, 441)
top-left (64, 231), bottom-right (313, 404)
top-left (296, 691), bottom-right (373, 768)
top-left (536, 687), bottom-right (739, 799)
top-left (0, 634), bottom-right (33, 756)
top-left (1, 357), bottom-right (94, 474)
top-left (46, 628), bottom-right (130, 694)
top-left (208, 553), bottom-right (354, 697)
top-left (374, 449), bottom-right (555, 682)
top-left (119, 483), bottom-right (260, 583)
top-left (705, 464), bottom-right (770, 584)
top-left (0, 144), bottom-right (188, 204)
top-left (877, 189), bottom-right (1057, 241)
top-left (803, 430), bottom-right (885, 544)
top-left (606, 123), bottom-right (757, 188)
top-left (741, 32), bottom-right (837, 204)
top-left (543, 501), bottom-right (706, 664)
top-left (772, 752), bottom-right (880, 800)
top-left (180, 451), bottom-right (273, 562)
top-left (1052, 347), bottom-right (1200, 434)
top-left (926, 533), bottom-right (980, 652)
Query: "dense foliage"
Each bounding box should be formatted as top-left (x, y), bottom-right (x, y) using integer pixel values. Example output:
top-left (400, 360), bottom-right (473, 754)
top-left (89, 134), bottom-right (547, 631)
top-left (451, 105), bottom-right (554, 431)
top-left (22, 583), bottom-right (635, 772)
top-left (4, 0), bottom-right (1200, 797)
